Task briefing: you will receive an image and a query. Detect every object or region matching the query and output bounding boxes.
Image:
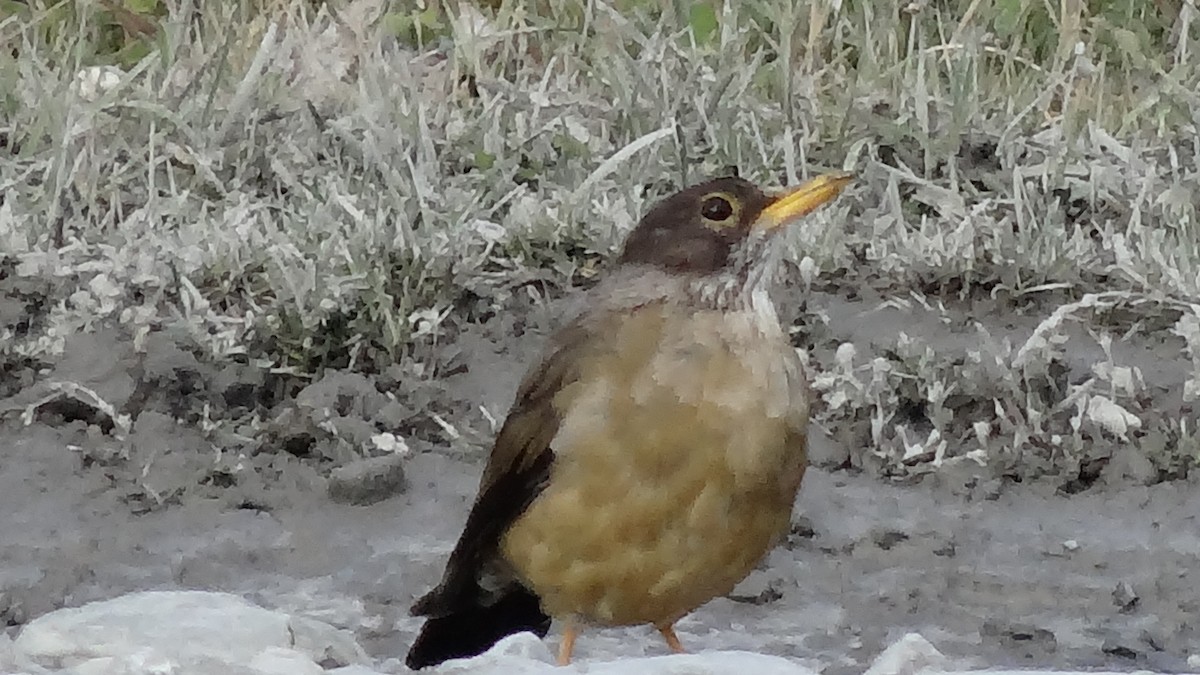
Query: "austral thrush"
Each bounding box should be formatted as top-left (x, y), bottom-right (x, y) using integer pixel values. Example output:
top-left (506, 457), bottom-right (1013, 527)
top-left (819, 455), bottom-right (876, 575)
top-left (406, 171), bottom-right (853, 669)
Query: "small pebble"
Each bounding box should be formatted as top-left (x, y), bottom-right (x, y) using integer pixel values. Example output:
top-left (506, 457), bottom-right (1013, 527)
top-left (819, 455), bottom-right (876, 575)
top-left (872, 529), bottom-right (910, 550)
top-left (980, 619), bottom-right (1057, 657)
top-left (327, 454), bottom-right (408, 506)
top-left (863, 633), bottom-right (947, 675)
top-left (1112, 581), bottom-right (1139, 612)
top-left (1101, 638), bottom-right (1138, 659)
top-left (729, 570), bottom-right (784, 605)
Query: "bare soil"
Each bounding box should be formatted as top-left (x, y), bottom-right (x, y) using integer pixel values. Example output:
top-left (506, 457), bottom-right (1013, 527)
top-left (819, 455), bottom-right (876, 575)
top-left (2, 289), bottom-right (1197, 673)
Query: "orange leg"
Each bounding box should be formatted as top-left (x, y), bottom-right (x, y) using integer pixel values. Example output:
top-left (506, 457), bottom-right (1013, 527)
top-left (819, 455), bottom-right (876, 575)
top-left (557, 622), bottom-right (579, 666)
top-left (657, 624), bottom-right (686, 654)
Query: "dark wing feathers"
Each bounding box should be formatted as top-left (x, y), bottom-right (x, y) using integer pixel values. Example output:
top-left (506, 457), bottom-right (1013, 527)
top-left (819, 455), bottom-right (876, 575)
top-left (410, 318), bottom-right (599, 618)
top-left (405, 584), bottom-right (549, 669)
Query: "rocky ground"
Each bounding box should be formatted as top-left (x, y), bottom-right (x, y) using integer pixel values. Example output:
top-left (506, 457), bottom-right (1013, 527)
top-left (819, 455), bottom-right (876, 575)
top-left (4, 1), bottom-right (1198, 672)
top-left (1, 288), bottom-right (1198, 674)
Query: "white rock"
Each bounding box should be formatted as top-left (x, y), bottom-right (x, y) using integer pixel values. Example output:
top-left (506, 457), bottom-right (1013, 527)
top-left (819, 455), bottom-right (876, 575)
top-left (248, 646), bottom-right (325, 675)
top-left (436, 632), bottom-right (818, 674)
top-left (0, 632), bottom-right (13, 662)
top-left (12, 590), bottom-right (366, 674)
top-left (328, 666), bottom-right (391, 675)
top-left (68, 652), bottom-right (174, 675)
top-left (435, 632), bottom-right (553, 672)
top-left (1084, 395), bottom-right (1141, 437)
top-left (64, 656), bottom-right (124, 675)
top-left (863, 633), bottom-right (947, 675)
top-left (945, 667), bottom-right (1161, 672)
top-left (0, 631), bottom-right (44, 675)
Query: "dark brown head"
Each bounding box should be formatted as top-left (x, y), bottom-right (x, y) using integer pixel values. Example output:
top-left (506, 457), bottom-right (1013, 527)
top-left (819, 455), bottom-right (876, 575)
top-left (616, 173), bottom-right (852, 282)
top-left (617, 177), bottom-right (771, 274)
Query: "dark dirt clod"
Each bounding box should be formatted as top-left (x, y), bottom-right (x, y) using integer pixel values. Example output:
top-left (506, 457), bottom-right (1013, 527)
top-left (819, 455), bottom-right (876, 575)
top-left (327, 454), bottom-right (408, 506)
top-left (980, 620), bottom-right (1059, 658)
top-left (871, 529), bottom-right (910, 550)
top-left (1101, 639), bottom-right (1140, 660)
top-left (1113, 581), bottom-right (1140, 613)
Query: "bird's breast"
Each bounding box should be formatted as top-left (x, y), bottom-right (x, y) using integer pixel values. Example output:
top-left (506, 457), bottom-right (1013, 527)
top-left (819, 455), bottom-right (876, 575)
top-left (500, 301), bottom-right (809, 626)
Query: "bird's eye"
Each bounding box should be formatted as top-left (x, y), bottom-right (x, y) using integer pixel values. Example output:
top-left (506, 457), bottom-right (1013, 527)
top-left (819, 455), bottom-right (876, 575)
top-left (700, 195), bottom-right (735, 223)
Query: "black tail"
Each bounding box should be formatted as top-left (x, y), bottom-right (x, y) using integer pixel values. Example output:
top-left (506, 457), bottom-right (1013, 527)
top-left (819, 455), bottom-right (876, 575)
top-left (405, 586), bottom-right (551, 670)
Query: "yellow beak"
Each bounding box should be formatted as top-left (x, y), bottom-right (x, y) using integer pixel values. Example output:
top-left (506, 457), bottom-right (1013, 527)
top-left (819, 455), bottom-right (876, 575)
top-left (755, 171), bottom-right (854, 232)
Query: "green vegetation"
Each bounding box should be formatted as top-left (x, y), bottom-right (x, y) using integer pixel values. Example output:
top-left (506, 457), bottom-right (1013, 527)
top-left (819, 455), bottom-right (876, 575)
top-left (1, 0), bottom-right (1198, 482)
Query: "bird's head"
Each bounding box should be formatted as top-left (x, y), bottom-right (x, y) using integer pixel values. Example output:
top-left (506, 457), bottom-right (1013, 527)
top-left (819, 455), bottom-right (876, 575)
top-left (616, 172), bottom-right (852, 305)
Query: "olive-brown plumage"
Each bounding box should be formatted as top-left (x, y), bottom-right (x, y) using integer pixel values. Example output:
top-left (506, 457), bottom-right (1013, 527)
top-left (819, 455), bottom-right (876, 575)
top-left (406, 173), bottom-right (852, 670)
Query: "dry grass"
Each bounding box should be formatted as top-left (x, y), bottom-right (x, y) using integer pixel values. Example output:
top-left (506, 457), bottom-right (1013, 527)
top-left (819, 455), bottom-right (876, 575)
top-left (1, 0), bottom-right (1198, 482)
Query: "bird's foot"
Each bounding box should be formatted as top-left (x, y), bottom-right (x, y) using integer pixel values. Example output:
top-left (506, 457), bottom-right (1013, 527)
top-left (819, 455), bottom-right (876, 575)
top-left (657, 624), bottom-right (686, 654)
top-left (556, 623), bottom-right (578, 666)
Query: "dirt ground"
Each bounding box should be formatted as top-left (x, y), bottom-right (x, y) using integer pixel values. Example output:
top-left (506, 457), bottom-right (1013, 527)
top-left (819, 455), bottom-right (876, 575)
top-left (2, 290), bottom-right (1198, 674)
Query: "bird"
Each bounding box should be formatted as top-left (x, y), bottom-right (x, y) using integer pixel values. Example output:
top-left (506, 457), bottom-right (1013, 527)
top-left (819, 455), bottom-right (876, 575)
top-left (405, 171), bottom-right (853, 670)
